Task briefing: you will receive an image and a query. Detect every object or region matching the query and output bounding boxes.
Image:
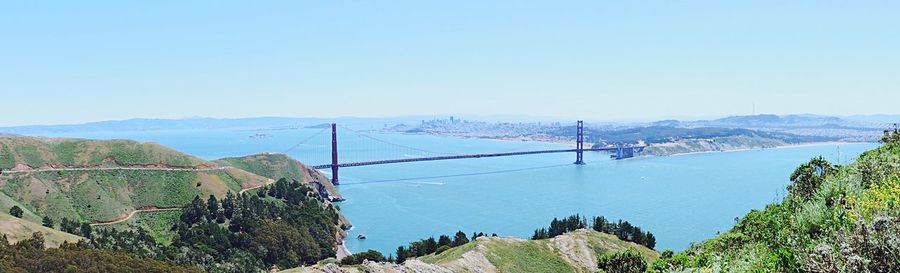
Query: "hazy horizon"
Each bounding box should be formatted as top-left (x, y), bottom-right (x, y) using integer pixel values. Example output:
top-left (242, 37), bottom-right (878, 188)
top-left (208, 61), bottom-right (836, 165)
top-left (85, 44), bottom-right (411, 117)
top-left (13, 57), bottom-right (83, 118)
top-left (2, 112), bottom-right (898, 128)
top-left (2, 1), bottom-right (898, 126)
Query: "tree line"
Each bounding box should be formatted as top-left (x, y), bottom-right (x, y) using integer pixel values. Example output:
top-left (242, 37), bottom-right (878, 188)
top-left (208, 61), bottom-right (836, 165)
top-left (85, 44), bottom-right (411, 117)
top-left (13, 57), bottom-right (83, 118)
top-left (0, 232), bottom-right (200, 273)
top-left (395, 231), bottom-right (493, 263)
top-left (15, 178), bottom-right (343, 273)
top-left (532, 214), bottom-right (656, 249)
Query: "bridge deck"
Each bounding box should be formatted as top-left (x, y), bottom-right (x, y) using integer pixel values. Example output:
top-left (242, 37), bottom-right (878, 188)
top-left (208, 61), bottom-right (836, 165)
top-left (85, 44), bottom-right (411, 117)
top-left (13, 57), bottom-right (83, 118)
top-left (311, 147), bottom-right (638, 169)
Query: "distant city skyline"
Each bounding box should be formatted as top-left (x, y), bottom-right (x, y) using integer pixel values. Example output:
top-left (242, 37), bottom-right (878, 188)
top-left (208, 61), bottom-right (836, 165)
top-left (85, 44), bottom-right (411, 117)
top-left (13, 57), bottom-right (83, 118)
top-left (2, 1), bottom-right (898, 126)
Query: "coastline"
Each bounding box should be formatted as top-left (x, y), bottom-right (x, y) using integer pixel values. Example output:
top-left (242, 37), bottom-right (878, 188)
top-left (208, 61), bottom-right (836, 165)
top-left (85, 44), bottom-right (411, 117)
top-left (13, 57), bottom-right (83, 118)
top-left (661, 141), bottom-right (860, 157)
top-left (381, 131), bottom-right (579, 147)
top-left (336, 240), bottom-right (351, 259)
top-left (381, 130), bottom-right (868, 158)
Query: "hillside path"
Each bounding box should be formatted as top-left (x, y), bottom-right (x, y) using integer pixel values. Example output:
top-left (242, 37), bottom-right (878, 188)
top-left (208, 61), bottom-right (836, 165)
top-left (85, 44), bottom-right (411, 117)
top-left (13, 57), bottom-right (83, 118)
top-left (91, 207), bottom-right (183, 226)
top-left (239, 178), bottom-right (276, 195)
top-left (90, 178), bottom-right (273, 227)
top-left (1, 166), bottom-right (230, 174)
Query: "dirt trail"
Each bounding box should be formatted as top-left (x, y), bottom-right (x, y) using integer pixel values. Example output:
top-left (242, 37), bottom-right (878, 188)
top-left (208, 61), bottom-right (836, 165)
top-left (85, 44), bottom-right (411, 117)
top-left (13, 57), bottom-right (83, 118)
top-left (91, 207), bottom-right (182, 226)
top-left (90, 177), bottom-right (272, 227)
top-left (239, 178), bottom-right (276, 195)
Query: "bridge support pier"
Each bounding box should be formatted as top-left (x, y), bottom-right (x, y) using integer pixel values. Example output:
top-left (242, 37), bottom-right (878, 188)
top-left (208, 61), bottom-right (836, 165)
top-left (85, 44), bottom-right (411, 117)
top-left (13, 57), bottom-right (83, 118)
top-left (331, 123), bottom-right (340, 185)
top-left (574, 120), bottom-right (585, 165)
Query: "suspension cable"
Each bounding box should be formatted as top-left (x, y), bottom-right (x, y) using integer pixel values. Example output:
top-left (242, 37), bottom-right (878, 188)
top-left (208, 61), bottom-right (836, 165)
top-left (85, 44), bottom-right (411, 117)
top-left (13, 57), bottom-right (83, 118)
top-left (336, 125), bottom-right (459, 156)
top-left (283, 127), bottom-right (328, 154)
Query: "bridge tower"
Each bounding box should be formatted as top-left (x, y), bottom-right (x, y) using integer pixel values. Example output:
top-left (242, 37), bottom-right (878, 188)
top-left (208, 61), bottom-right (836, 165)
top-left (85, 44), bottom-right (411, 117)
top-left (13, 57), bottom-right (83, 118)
top-left (331, 123), bottom-right (340, 185)
top-left (575, 120), bottom-right (585, 165)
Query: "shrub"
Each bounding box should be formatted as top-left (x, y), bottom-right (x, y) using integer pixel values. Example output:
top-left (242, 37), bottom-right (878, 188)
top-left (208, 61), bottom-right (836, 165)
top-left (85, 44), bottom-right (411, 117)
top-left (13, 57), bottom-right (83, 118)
top-left (340, 249), bottom-right (385, 265)
top-left (8, 206), bottom-right (23, 218)
top-left (788, 157), bottom-right (837, 201)
top-left (435, 245), bottom-right (451, 255)
top-left (598, 249), bottom-right (647, 273)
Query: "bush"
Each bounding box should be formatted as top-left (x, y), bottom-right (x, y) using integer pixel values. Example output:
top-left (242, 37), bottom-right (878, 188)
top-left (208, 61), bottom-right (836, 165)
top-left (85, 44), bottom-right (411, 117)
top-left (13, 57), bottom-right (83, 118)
top-left (340, 249), bottom-right (385, 265)
top-left (435, 245), bottom-right (451, 255)
top-left (788, 157), bottom-right (837, 201)
top-left (804, 215), bottom-right (900, 273)
top-left (8, 206), bottom-right (23, 218)
top-left (598, 249), bottom-right (647, 273)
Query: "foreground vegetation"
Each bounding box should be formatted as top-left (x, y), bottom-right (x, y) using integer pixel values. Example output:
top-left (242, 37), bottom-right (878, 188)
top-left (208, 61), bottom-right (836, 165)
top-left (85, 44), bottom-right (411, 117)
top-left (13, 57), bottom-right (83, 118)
top-left (649, 128), bottom-right (900, 272)
top-left (0, 232), bottom-right (200, 273)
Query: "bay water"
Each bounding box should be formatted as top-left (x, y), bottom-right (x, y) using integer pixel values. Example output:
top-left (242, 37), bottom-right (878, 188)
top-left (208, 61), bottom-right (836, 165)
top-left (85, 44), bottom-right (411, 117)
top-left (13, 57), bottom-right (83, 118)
top-left (41, 128), bottom-right (877, 254)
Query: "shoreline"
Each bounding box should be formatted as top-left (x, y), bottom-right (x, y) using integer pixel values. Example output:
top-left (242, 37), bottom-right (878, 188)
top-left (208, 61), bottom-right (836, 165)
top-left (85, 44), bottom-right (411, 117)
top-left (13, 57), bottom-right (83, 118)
top-left (381, 131), bottom-right (579, 147)
top-left (336, 239), bottom-right (351, 259)
top-left (661, 141), bottom-right (863, 157)
top-left (380, 130), bottom-right (869, 157)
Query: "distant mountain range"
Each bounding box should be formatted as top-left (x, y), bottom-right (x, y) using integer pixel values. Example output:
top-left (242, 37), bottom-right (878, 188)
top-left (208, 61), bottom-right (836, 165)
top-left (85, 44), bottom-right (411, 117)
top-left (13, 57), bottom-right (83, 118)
top-left (0, 116), bottom-right (441, 135)
top-left (653, 114), bottom-right (894, 130)
top-left (0, 114), bottom-right (895, 136)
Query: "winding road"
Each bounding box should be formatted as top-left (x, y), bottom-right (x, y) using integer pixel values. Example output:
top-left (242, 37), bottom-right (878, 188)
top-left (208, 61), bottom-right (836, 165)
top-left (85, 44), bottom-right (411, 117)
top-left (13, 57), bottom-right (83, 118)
top-left (2, 166), bottom-right (276, 226)
top-left (90, 207), bottom-right (182, 226)
top-left (88, 179), bottom-right (274, 226)
top-left (239, 178), bottom-right (276, 195)
top-left (1, 166), bottom-right (230, 175)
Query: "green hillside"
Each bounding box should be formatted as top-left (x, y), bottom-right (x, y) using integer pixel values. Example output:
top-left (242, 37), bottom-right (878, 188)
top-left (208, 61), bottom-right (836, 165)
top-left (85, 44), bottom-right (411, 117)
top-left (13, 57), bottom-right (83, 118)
top-left (216, 153), bottom-right (343, 201)
top-left (650, 134), bottom-right (900, 272)
top-left (0, 136), bottom-right (289, 225)
top-left (0, 136), bottom-right (350, 272)
top-left (0, 212), bottom-right (82, 248)
top-left (286, 229), bottom-right (659, 273)
top-left (0, 167), bottom-right (268, 223)
top-left (0, 136), bottom-right (209, 169)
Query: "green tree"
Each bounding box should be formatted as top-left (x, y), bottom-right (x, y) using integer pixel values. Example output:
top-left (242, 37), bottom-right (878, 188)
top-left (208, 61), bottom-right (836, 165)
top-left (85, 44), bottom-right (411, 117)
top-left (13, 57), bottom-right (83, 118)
top-left (80, 222), bottom-right (93, 238)
top-left (251, 220), bottom-right (320, 268)
top-left (41, 216), bottom-right (54, 228)
top-left (257, 186), bottom-right (267, 198)
top-left (340, 249), bottom-right (385, 265)
top-left (180, 196), bottom-right (207, 225)
top-left (8, 206), bottom-right (23, 218)
top-left (452, 231), bottom-right (469, 246)
top-left (437, 234), bottom-right (452, 248)
top-left (788, 157), bottom-right (837, 201)
top-left (395, 246), bottom-right (408, 264)
top-left (207, 194), bottom-right (220, 216)
top-left (59, 217), bottom-right (79, 234)
top-left (20, 232), bottom-right (45, 250)
top-left (598, 249), bottom-right (647, 273)
top-left (222, 191), bottom-right (236, 219)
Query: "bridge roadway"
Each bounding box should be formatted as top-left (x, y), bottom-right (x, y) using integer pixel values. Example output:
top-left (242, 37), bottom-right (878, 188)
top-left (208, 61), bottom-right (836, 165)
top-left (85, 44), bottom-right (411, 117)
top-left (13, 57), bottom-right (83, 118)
top-left (310, 147), bottom-right (636, 169)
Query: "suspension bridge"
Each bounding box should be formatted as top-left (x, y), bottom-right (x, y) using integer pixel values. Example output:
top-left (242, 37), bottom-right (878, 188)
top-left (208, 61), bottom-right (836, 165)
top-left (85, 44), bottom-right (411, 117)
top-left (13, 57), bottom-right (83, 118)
top-left (286, 121), bottom-right (645, 185)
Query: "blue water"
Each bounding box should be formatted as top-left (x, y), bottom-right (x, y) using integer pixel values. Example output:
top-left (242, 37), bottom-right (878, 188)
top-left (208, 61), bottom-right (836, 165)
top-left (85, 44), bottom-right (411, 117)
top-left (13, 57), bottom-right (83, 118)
top-left (33, 129), bottom-right (878, 254)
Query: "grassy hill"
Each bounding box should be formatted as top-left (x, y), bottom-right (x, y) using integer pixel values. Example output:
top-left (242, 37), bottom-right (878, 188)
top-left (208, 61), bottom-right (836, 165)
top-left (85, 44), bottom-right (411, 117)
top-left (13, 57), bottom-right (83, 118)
top-left (286, 229), bottom-right (659, 273)
top-left (215, 153), bottom-right (343, 201)
top-left (0, 211), bottom-right (83, 247)
top-left (0, 136), bottom-right (209, 169)
top-left (0, 136), bottom-right (335, 231)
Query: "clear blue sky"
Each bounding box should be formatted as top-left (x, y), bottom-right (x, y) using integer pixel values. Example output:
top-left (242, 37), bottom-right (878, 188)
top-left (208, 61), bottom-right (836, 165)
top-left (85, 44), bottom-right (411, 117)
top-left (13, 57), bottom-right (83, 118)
top-left (1, 1), bottom-right (898, 126)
